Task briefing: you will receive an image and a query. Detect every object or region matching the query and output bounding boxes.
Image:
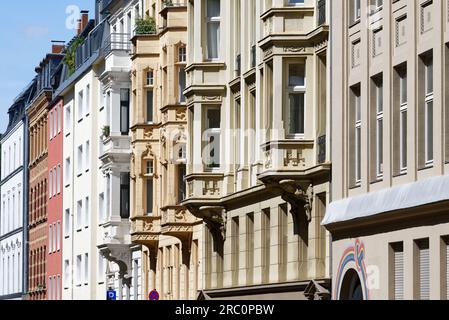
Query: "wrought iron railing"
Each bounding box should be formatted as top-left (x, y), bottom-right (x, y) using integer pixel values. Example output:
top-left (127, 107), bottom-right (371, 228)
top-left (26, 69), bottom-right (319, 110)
top-left (103, 33), bottom-right (131, 54)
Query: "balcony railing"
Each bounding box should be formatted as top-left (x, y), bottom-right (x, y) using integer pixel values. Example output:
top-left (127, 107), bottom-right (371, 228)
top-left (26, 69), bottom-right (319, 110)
top-left (186, 173), bottom-right (224, 200)
top-left (317, 0), bottom-right (326, 26)
top-left (103, 33), bottom-right (131, 55)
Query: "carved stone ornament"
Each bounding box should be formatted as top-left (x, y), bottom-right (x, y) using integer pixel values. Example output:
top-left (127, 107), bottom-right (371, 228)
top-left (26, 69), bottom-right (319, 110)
top-left (199, 206), bottom-right (227, 242)
top-left (279, 180), bottom-right (314, 223)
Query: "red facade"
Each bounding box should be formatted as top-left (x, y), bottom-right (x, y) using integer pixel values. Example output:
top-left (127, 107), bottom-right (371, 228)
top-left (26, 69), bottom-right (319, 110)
top-left (46, 99), bottom-right (64, 300)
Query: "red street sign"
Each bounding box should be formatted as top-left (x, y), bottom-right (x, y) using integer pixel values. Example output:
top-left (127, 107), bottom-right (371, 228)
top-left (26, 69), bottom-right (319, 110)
top-left (149, 290), bottom-right (160, 301)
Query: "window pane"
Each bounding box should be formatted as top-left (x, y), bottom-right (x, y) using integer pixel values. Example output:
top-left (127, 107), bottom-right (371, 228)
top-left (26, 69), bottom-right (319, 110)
top-left (288, 93), bottom-right (305, 134)
top-left (426, 101), bottom-right (433, 162)
top-left (147, 90), bottom-right (153, 122)
top-left (207, 108), bottom-right (221, 129)
top-left (289, 64), bottom-right (305, 87)
top-left (120, 89), bottom-right (130, 134)
top-left (179, 68), bottom-right (186, 103)
top-left (207, 0), bottom-right (220, 17)
top-left (356, 127), bottom-right (361, 181)
top-left (377, 118), bottom-right (383, 175)
top-left (400, 110), bottom-right (407, 169)
top-left (147, 180), bottom-right (153, 215)
top-left (207, 22), bottom-right (220, 59)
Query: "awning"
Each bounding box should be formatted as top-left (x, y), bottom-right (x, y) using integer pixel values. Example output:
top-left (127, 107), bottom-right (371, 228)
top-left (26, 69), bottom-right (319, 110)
top-left (322, 175), bottom-right (449, 226)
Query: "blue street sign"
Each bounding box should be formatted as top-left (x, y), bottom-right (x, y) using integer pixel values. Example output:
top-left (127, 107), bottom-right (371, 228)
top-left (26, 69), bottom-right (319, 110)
top-left (149, 289), bottom-right (160, 301)
top-left (107, 290), bottom-right (117, 300)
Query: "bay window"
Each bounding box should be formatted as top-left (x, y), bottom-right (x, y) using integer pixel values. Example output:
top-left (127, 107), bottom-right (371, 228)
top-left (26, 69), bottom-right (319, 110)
top-left (206, 0), bottom-right (220, 60)
top-left (287, 63), bottom-right (306, 137)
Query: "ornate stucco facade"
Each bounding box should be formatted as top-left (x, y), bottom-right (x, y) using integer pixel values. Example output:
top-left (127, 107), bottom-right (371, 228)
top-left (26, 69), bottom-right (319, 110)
top-left (130, 0), bottom-right (202, 300)
top-left (183, 0), bottom-right (331, 299)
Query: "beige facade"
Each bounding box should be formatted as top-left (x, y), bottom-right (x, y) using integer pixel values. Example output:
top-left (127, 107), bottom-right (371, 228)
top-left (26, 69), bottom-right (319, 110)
top-left (183, 0), bottom-right (331, 299)
top-left (325, 0), bottom-right (449, 300)
top-left (130, 0), bottom-right (202, 300)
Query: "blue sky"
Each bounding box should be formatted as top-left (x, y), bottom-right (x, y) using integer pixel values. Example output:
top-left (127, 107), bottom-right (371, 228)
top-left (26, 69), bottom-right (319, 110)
top-left (0, 0), bottom-right (95, 133)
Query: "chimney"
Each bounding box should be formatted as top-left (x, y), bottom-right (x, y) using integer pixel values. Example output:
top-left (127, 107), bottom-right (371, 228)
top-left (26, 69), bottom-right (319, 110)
top-left (51, 40), bottom-right (65, 54)
top-left (76, 10), bottom-right (89, 35)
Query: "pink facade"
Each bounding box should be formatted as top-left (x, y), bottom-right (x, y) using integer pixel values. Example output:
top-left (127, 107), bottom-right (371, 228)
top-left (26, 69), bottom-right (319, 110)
top-left (46, 98), bottom-right (63, 300)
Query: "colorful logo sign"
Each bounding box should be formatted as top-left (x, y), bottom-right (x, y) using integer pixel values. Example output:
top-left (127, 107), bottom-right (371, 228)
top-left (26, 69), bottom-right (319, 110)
top-left (334, 239), bottom-right (370, 300)
top-left (149, 289), bottom-right (160, 301)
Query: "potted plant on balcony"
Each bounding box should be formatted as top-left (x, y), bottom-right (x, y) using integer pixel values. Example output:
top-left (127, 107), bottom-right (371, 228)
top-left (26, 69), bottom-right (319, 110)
top-left (102, 125), bottom-right (111, 139)
top-left (135, 16), bottom-right (157, 35)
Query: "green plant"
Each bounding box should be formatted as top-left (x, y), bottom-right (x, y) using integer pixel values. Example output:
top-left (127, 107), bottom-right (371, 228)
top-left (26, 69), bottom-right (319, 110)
top-left (102, 125), bottom-right (111, 138)
top-left (64, 36), bottom-right (85, 76)
top-left (135, 16), bottom-right (157, 35)
top-left (165, 0), bottom-right (174, 6)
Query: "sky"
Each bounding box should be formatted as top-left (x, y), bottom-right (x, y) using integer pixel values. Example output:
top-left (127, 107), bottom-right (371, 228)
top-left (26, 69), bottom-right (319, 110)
top-left (0, 0), bottom-right (95, 133)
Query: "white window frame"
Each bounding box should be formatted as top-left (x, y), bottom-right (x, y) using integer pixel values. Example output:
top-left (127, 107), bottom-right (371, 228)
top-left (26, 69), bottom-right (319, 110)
top-left (286, 62), bottom-right (306, 139)
top-left (424, 59), bottom-right (434, 166)
top-left (355, 91), bottom-right (362, 185)
top-left (203, 106), bottom-right (221, 171)
top-left (375, 79), bottom-right (384, 178)
top-left (179, 46), bottom-right (187, 62)
top-left (206, 0), bottom-right (221, 61)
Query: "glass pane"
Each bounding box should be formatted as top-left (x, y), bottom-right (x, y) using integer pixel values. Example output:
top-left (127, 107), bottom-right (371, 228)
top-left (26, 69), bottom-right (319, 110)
top-left (376, 82), bottom-right (383, 113)
top-left (377, 118), bottom-right (383, 175)
top-left (207, 22), bottom-right (220, 59)
top-left (400, 73), bottom-right (407, 104)
top-left (147, 90), bottom-right (153, 122)
top-left (355, 94), bottom-right (361, 122)
top-left (400, 110), bottom-right (407, 169)
top-left (207, 0), bottom-right (220, 17)
top-left (289, 93), bottom-right (305, 134)
top-left (207, 108), bottom-right (221, 129)
top-left (426, 60), bottom-right (433, 94)
top-left (147, 180), bottom-right (153, 215)
top-left (356, 127), bottom-right (361, 181)
top-left (179, 68), bottom-right (186, 103)
top-left (426, 101), bottom-right (433, 162)
top-left (289, 64), bottom-right (305, 87)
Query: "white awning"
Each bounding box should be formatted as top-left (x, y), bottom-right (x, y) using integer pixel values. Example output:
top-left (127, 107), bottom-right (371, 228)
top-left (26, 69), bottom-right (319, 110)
top-left (322, 175), bottom-right (449, 226)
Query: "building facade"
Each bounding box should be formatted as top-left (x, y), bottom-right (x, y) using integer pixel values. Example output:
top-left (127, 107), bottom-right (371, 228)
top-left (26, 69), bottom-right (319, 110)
top-left (0, 80), bottom-right (35, 300)
top-left (47, 95), bottom-right (64, 300)
top-left (324, 0), bottom-right (449, 300)
top-left (183, 0), bottom-right (330, 299)
top-left (97, 0), bottom-right (143, 300)
top-left (130, 0), bottom-right (202, 300)
top-left (27, 46), bottom-right (64, 300)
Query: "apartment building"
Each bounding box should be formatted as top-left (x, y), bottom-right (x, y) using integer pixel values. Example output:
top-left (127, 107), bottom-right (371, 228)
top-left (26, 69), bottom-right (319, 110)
top-left (324, 0), bottom-right (449, 300)
top-left (96, 0), bottom-right (143, 300)
top-left (130, 0), bottom-right (202, 300)
top-left (0, 80), bottom-right (36, 300)
top-left (183, 0), bottom-right (330, 299)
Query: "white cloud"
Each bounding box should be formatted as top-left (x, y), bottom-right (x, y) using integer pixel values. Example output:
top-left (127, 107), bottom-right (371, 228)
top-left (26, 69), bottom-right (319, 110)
top-left (23, 25), bottom-right (49, 39)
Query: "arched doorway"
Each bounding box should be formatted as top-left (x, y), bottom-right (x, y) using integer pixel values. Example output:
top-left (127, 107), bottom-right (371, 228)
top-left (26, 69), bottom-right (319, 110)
top-left (339, 269), bottom-right (363, 300)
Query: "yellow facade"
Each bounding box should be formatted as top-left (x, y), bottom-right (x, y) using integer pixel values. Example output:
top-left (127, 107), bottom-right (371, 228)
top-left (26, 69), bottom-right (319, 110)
top-left (130, 0), bottom-right (201, 300)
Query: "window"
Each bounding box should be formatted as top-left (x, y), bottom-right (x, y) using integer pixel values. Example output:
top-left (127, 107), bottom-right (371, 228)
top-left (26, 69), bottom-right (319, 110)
top-left (178, 164), bottom-right (186, 203)
top-left (120, 173), bottom-right (130, 219)
top-left (57, 165), bottom-right (61, 194)
top-left (231, 217), bottom-right (239, 286)
top-left (85, 85), bottom-right (90, 116)
top-left (65, 157), bottom-right (71, 186)
top-left (146, 70), bottom-right (154, 86)
top-left (65, 105), bottom-right (71, 135)
top-left (288, 0), bottom-right (304, 5)
top-left (146, 160), bottom-right (154, 175)
top-left (204, 107), bottom-right (221, 169)
top-left (49, 112), bottom-right (53, 139)
top-left (53, 223), bottom-right (57, 252)
top-left (374, 76), bottom-right (383, 178)
top-left (120, 89), bottom-right (130, 135)
top-left (56, 221), bottom-right (61, 251)
top-left (179, 46), bottom-right (187, 62)
top-left (351, 85), bottom-right (362, 185)
top-left (84, 253), bottom-right (89, 284)
top-left (84, 197), bottom-right (89, 228)
top-left (49, 225), bottom-right (53, 253)
top-left (416, 239), bottom-right (430, 300)
top-left (178, 68), bottom-right (186, 103)
top-left (77, 145), bottom-right (83, 175)
top-left (206, 0), bottom-right (221, 60)
top-left (64, 209), bottom-right (70, 237)
top-left (85, 141), bottom-right (90, 171)
top-left (76, 200), bottom-right (83, 230)
top-left (53, 168), bottom-right (57, 197)
top-left (146, 90), bottom-right (153, 123)
top-left (99, 193), bottom-right (105, 223)
top-left (424, 56), bottom-right (434, 165)
top-left (353, 0), bottom-right (361, 22)
top-left (399, 68), bottom-right (408, 172)
top-left (287, 63), bottom-right (306, 136)
top-left (49, 170), bottom-right (53, 199)
top-left (53, 109), bottom-right (57, 138)
top-left (64, 260), bottom-right (70, 288)
top-left (58, 105), bottom-right (62, 133)
top-left (77, 90), bottom-right (83, 121)
top-left (146, 179), bottom-right (153, 215)
top-left (76, 255), bottom-right (82, 285)
top-left (373, 0), bottom-right (383, 10)
top-left (97, 253), bottom-right (105, 284)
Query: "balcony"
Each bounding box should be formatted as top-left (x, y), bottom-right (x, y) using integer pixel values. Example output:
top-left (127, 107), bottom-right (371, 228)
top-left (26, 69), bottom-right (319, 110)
top-left (103, 33), bottom-right (131, 55)
top-left (98, 218), bottom-right (131, 248)
top-left (99, 134), bottom-right (132, 167)
top-left (185, 173), bottom-right (224, 202)
top-left (258, 139), bottom-right (330, 183)
top-left (160, 206), bottom-right (200, 240)
top-left (131, 216), bottom-right (161, 248)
